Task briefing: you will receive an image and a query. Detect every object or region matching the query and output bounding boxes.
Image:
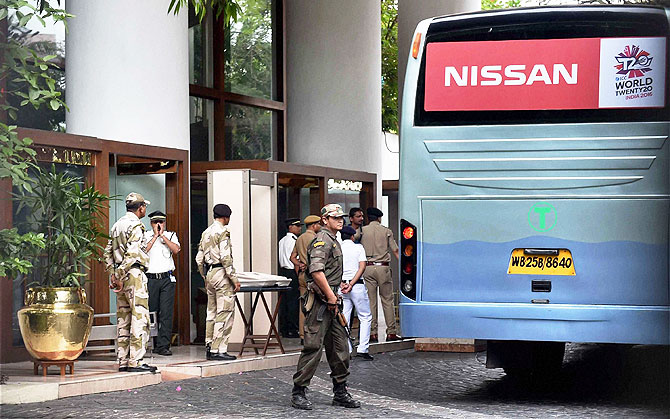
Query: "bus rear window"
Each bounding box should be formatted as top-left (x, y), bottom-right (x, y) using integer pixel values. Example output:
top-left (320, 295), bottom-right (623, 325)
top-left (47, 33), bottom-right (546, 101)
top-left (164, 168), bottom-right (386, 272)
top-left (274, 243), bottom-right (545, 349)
top-left (415, 7), bottom-right (669, 126)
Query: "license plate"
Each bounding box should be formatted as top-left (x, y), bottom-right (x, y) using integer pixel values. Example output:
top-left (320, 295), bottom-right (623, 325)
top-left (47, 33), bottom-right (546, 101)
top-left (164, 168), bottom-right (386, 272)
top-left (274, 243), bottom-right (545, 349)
top-left (507, 249), bottom-right (575, 276)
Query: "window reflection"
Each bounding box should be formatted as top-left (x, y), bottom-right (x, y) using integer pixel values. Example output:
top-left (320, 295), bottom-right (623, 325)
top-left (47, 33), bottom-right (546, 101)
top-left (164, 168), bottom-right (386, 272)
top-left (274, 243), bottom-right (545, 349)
top-left (7, 5), bottom-right (66, 131)
top-left (224, 103), bottom-right (274, 160)
top-left (188, 6), bottom-right (213, 87)
top-left (224, 0), bottom-right (276, 100)
top-left (190, 96), bottom-right (215, 162)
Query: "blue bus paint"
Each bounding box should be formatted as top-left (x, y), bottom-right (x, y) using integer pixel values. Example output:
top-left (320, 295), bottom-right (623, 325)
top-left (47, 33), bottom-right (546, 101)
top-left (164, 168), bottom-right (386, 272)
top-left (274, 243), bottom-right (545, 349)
top-left (399, 7), bottom-right (670, 348)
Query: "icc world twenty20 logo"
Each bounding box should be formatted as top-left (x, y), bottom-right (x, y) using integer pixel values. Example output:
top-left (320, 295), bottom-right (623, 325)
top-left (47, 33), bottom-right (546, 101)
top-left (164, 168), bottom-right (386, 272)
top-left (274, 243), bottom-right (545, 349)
top-left (614, 45), bottom-right (653, 78)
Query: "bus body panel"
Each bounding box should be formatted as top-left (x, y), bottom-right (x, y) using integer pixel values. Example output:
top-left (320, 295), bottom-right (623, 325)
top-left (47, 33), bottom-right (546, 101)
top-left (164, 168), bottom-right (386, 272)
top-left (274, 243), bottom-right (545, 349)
top-left (419, 199), bottom-right (668, 306)
top-left (399, 7), bottom-right (670, 345)
top-left (399, 302), bottom-right (669, 345)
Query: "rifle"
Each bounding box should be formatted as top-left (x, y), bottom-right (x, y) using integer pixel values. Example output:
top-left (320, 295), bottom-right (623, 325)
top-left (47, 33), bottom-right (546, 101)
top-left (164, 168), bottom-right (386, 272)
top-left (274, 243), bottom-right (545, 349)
top-left (336, 301), bottom-right (355, 350)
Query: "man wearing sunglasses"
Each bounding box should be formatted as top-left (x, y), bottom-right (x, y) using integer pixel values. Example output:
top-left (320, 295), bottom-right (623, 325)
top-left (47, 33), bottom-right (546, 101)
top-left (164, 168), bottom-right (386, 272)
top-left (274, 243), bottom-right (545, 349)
top-left (144, 211), bottom-right (181, 356)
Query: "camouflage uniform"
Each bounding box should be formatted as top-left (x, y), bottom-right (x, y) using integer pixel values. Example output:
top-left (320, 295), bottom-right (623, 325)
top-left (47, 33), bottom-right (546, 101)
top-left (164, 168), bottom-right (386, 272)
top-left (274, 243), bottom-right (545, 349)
top-left (104, 212), bottom-right (150, 369)
top-left (293, 226), bottom-right (350, 387)
top-left (195, 220), bottom-right (239, 354)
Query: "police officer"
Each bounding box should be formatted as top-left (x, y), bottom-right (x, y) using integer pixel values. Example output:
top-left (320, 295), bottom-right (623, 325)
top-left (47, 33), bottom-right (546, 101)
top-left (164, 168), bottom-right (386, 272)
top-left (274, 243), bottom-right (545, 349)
top-left (291, 204), bottom-right (360, 410)
top-left (195, 204), bottom-right (240, 361)
top-left (360, 207), bottom-right (400, 343)
top-left (144, 211), bottom-right (181, 356)
top-left (278, 218), bottom-right (301, 338)
top-left (104, 192), bottom-right (157, 373)
top-left (289, 214), bottom-right (322, 343)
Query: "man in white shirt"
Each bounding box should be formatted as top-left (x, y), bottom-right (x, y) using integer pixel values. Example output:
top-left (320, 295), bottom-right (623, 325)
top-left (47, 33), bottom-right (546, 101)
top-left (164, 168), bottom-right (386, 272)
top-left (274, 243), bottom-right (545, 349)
top-left (144, 211), bottom-right (181, 356)
top-left (278, 218), bottom-right (301, 338)
top-left (338, 226), bottom-right (373, 360)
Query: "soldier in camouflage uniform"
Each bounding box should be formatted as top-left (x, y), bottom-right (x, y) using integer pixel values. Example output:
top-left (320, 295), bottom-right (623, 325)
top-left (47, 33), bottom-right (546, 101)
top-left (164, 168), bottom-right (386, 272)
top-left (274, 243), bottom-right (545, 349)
top-left (104, 193), bottom-right (157, 373)
top-left (291, 204), bottom-right (361, 410)
top-left (195, 204), bottom-right (240, 361)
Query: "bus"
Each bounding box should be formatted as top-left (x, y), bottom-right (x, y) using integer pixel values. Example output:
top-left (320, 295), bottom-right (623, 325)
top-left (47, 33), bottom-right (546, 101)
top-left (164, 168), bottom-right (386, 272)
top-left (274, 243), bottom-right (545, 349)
top-left (398, 5), bottom-right (669, 374)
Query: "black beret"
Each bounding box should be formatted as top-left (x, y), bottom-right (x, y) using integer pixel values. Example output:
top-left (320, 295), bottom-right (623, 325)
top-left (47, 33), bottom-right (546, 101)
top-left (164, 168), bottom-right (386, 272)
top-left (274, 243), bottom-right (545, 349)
top-left (213, 204), bottom-right (232, 218)
top-left (367, 207), bottom-right (383, 218)
top-left (341, 226), bottom-right (357, 236)
top-left (285, 217), bottom-right (301, 227)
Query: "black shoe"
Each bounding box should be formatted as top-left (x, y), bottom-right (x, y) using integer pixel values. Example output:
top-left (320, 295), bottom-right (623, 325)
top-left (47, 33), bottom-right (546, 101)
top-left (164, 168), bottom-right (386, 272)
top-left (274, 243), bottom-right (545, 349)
top-left (210, 352), bottom-right (236, 361)
top-left (154, 348), bottom-right (172, 356)
top-left (291, 385), bottom-right (313, 410)
top-left (206, 344), bottom-right (212, 360)
top-left (127, 364), bottom-right (158, 373)
top-left (332, 382), bottom-right (360, 408)
top-left (118, 366), bottom-right (128, 372)
top-left (300, 338), bottom-right (304, 346)
top-left (286, 331), bottom-right (300, 339)
top-left (355, 352), bottom-right (374, 361)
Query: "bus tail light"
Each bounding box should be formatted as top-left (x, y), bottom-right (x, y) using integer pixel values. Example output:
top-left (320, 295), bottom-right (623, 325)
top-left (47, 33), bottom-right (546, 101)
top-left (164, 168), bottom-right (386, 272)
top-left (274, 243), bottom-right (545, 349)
top-left (400, 219), bottom-right (417, 300)
top-left (412, 33), bottom-right (422, 59)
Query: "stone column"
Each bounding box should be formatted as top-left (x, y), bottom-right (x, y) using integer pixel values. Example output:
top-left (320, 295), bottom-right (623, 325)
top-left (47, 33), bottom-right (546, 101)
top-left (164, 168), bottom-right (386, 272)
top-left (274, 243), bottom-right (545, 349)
top-left (65, 0), bottom-right (189, 150)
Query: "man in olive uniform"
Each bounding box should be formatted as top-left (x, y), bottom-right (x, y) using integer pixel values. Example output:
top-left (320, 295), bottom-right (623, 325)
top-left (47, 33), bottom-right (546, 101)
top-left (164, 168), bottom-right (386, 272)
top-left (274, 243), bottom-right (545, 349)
top-left (195, 204), bottom-right (240, 361)
top-left (289, 214), bottom-right (321, 343)
top-left (360, 207), bottom-right (400, 343)
top-left (291, 204), bottom-right (360, 410)
top-left (104, 192), bottom-right (157, 373)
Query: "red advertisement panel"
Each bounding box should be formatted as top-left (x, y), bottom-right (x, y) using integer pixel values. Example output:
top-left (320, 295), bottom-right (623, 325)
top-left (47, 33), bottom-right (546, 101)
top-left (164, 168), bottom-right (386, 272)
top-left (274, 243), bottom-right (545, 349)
top-left (424, 38), bottom-right (601, 111)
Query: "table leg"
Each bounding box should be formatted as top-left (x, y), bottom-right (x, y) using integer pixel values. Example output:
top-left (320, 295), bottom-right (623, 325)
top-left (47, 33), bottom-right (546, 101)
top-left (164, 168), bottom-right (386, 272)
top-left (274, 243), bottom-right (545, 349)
top-left (235, 295), bottom-right (250, 357)
top-left (70, 362), bottom-right (74, 375)
top-left (60, 364), bottom-right (66, 376)
top-left (43, 364), bottom-right (47, 377)
top-left (33, 362), bottom-right (38, 375)
top-left (260, 292), bottom-right (285, 356)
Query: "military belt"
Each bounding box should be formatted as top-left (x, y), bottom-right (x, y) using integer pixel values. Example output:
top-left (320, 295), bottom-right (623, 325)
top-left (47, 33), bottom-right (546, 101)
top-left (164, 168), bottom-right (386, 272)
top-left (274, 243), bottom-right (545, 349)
top-left (131, 263), bottom-right (147, 271)
top-left (206, 263), bottom-right (223, 272)
top-left (366, 261), bottom-right (389, 266)
top-left (146, 271), bottom-right (171, 280)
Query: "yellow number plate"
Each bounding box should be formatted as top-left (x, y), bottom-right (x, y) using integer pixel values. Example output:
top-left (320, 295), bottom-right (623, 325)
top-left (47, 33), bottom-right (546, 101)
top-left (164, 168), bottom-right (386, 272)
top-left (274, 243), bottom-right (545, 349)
top-left (507, 249), bottom-right (575, 276)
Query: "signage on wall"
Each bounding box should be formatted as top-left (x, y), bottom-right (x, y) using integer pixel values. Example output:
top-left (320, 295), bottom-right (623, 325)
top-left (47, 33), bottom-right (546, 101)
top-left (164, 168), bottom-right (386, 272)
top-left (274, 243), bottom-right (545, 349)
top-left (328, 179), bottom-right (363, 192)
top-left (424, 37), bottom-right (666, 111)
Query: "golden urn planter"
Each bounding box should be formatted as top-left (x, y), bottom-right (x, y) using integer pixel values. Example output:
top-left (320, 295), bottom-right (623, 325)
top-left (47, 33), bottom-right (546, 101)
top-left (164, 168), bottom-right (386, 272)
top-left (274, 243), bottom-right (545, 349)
top-left (17, 287), bottom-right (94, 361)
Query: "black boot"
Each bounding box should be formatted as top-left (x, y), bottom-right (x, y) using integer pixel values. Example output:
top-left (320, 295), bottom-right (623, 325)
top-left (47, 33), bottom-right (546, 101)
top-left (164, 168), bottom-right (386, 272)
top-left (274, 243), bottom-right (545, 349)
top-left (332, 381), bottom-right (360, 408)
top-left (206, 343), bottom-right (212, 360)
top-left (291, 384), bottom-right (312, 410)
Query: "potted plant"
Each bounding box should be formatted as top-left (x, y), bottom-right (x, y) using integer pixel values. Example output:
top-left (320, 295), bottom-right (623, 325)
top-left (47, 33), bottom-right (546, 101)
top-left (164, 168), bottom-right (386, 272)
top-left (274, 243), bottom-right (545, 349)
top-left (15, 165), bottom-right (109, 361)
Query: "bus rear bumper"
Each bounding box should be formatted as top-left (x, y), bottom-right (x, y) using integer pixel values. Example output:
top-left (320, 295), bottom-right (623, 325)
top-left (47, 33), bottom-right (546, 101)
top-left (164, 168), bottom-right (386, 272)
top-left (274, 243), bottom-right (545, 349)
top-left (399, 302), bottom-right (669, 345)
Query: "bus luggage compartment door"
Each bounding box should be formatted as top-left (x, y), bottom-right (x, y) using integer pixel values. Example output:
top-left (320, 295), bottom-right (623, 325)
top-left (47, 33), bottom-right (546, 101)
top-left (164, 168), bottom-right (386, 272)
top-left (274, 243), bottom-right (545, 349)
top-left (419, 198), bottom-right (668, 306)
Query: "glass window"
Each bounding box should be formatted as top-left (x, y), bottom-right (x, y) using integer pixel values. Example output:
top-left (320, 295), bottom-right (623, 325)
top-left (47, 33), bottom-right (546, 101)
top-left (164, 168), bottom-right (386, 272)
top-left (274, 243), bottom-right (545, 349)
top-left (188, 7), bottom-right (213, 87)
top-left (189, 96), bottom-right (215, 162)
top-left (327, 179), bottom-right (364, 215)
top-left (224, 103), bottom-right (275, 160)
top-left (12, 162), bottom-right (87, 345)
top-left (7, 4), bottom-right (66, 131)
top-left (224, 0), bottom-right (276, 100)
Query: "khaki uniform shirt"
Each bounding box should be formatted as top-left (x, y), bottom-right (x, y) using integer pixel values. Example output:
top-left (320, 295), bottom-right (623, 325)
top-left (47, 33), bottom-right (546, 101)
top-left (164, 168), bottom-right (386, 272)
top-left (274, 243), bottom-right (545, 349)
top-left (360, 221), bottom-right (398, 263)
top-left (295, 229), bottom-right (316, 270)
top-left (104, 212), bottom-right (149, 280)
top-left (308, 228), bottom-right (343, 287)
top-left (195, 220), bottom-right (239, 285)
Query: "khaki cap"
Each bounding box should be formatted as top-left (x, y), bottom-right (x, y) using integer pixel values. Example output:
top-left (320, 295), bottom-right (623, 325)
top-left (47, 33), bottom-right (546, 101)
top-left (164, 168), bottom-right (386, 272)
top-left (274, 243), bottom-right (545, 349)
top-left (125, 192), bottom-right (150, 206)
top-left (304, 215), bottom-right (321, 225)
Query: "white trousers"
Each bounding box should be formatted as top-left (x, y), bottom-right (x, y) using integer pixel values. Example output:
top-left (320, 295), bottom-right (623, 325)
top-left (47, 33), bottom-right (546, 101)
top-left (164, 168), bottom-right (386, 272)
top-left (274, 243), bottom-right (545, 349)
top-left (339, 282), bottom-right (372, 354)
